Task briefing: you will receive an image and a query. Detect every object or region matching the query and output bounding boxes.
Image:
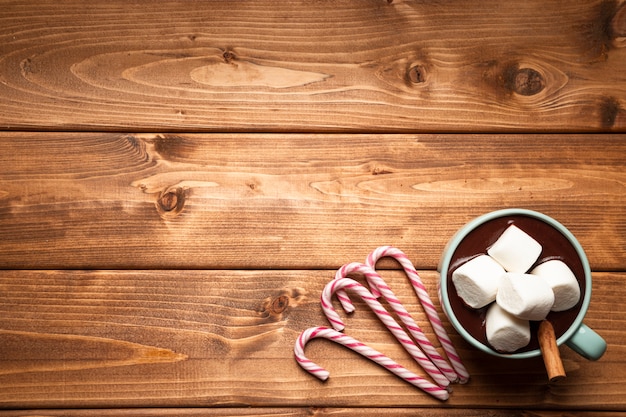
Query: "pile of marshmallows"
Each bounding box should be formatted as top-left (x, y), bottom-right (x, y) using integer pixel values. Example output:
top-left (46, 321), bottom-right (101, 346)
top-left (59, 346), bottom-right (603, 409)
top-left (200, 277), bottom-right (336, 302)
top-left (452, 224), bottom-right (581, 353)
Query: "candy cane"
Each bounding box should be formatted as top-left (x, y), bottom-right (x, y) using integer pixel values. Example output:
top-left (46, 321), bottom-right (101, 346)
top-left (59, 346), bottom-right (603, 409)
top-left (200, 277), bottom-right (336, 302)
top-left (336, 262), bottom-right (459, 383)
top-left (294, 326), bottom-right (450, 401)
top-left (366, 246), bottom-right (470, 383)
top-left (321, 277), bottom-right (450, 389)
top-left (333, 266), bottom-right (357, 314)
top-left (332, 259), bottom-right (381, 313)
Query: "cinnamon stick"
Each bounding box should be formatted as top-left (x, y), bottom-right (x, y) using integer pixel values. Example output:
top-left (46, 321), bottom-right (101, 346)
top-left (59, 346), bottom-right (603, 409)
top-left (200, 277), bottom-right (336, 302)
top-left (538, 320), bottom-right (566, 382)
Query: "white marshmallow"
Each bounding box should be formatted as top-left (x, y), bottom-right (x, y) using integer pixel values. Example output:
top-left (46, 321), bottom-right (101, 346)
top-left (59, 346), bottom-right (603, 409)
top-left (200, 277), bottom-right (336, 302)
top-left (496, 273), bottom-right (555, 321)
top-left (487, 225), bottom-right (542, 273)
top-left (485, 302), bottom-right (531, 352)
top-left (452, 255), bottom-right (506, 308)
top-left (531, 260), bottom-right (581, 312)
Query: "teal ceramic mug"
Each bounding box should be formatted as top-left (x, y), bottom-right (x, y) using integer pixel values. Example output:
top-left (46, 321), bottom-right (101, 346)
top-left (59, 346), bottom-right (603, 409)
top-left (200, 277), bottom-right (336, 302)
top-left (438, 208), bottom-right (606, 360)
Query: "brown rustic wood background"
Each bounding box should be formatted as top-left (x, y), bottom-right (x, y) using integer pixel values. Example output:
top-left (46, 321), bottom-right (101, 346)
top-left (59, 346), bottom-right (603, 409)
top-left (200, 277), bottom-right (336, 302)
top-left (0, 1), bottom-right (625, 415)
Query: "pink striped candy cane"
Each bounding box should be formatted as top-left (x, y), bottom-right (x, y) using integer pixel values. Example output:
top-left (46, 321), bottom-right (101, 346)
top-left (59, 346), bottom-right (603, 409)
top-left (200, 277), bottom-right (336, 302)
top-left (336, 262), bottom-right (459, 384)
top-left (333, 266), bottom-right (357, 314)
top-left (333, 260), bottom-right (382, 311)
top-left (367, 246), bottom-right (470, 384)
top-left (321, 277), bottom-right (450, 389)
top-left (294, 326), bottom-right (450, 401)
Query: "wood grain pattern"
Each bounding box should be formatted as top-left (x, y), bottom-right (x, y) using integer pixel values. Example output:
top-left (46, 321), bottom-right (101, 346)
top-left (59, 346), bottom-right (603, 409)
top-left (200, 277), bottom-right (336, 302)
top-left (1, 132), bottom-right (624, 270)
top-left (1, 1), bottom-right (625, 413)
top-left (0, 269), bottom-right (623, 409)
top-left (0, 0), bottom-right (625, 132)
top-left (1, 410), bottom-right (625, 417)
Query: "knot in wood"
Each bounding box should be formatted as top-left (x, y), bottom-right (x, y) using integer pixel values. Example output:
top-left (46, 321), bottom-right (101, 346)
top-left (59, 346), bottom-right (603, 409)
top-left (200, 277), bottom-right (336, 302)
top-left (270, 295), bottom-right (289, 314)
top-left (223, 50), bottom-right (236, 64)
top-left (159, 191), bottom-right (179, 212)
top-left (407, 65), bottom-right (426, 84)
top-left (510, 68), bottom-right (545, 96)
top-left (157, 187), bottom-right (186, 218)
top-left (259, 288), bottom-right (305, 321)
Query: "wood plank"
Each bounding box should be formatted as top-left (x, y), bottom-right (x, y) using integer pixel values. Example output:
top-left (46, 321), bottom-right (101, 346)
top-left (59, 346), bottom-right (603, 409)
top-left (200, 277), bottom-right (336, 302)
top-left (0, 269), bottom-right (623, 409)
top-left (1, 133), bottom-right (624, 270)
top-left (1, 0), bottom-right (625, 132)
top-left (1, 410), bottom-right (625, 417)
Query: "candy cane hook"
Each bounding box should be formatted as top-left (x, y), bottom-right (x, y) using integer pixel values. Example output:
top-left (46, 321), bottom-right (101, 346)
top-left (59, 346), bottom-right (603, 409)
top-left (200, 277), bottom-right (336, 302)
top-left (294, 326), bottom-right (450, 401)
top-left (366, 246), bottom-right (470, 383)
top-left (321, 277), bottom-right (450, 389)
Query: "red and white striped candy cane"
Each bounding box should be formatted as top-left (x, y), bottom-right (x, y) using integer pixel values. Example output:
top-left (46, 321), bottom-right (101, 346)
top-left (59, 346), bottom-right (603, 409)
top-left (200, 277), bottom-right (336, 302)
top-left (332, 260), bottom-right (383, 311)
top-left (367, 246), bottom-right (470, 383)
top-left (321, 277), bottom-right (450, 389)
top-left (333, 266), bottom-right (357, 314)
top-left (336, 262), bottom-right (459, 383)
top-left (294, 326), bottom-right (450, 401)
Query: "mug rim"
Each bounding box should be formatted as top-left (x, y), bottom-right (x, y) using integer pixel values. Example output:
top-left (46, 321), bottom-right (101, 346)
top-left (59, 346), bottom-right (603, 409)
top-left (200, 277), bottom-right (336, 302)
top-left (438, 208), bottom-right (592, 359)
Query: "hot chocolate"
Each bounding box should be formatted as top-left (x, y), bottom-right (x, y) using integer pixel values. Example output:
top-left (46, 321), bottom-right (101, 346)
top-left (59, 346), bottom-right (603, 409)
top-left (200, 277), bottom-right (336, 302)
top-left (445, 214), bottom-right (586, 353)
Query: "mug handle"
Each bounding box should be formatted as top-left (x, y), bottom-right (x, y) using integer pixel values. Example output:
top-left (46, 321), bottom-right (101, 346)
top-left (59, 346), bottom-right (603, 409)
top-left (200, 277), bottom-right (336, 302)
top-left (565, 324), bottom-right (607, 361)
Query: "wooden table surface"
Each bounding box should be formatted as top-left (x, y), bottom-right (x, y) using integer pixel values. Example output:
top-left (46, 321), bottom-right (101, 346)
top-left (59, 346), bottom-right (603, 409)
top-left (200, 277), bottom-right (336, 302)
top-left (1, 1), bottom-right (625, 415)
